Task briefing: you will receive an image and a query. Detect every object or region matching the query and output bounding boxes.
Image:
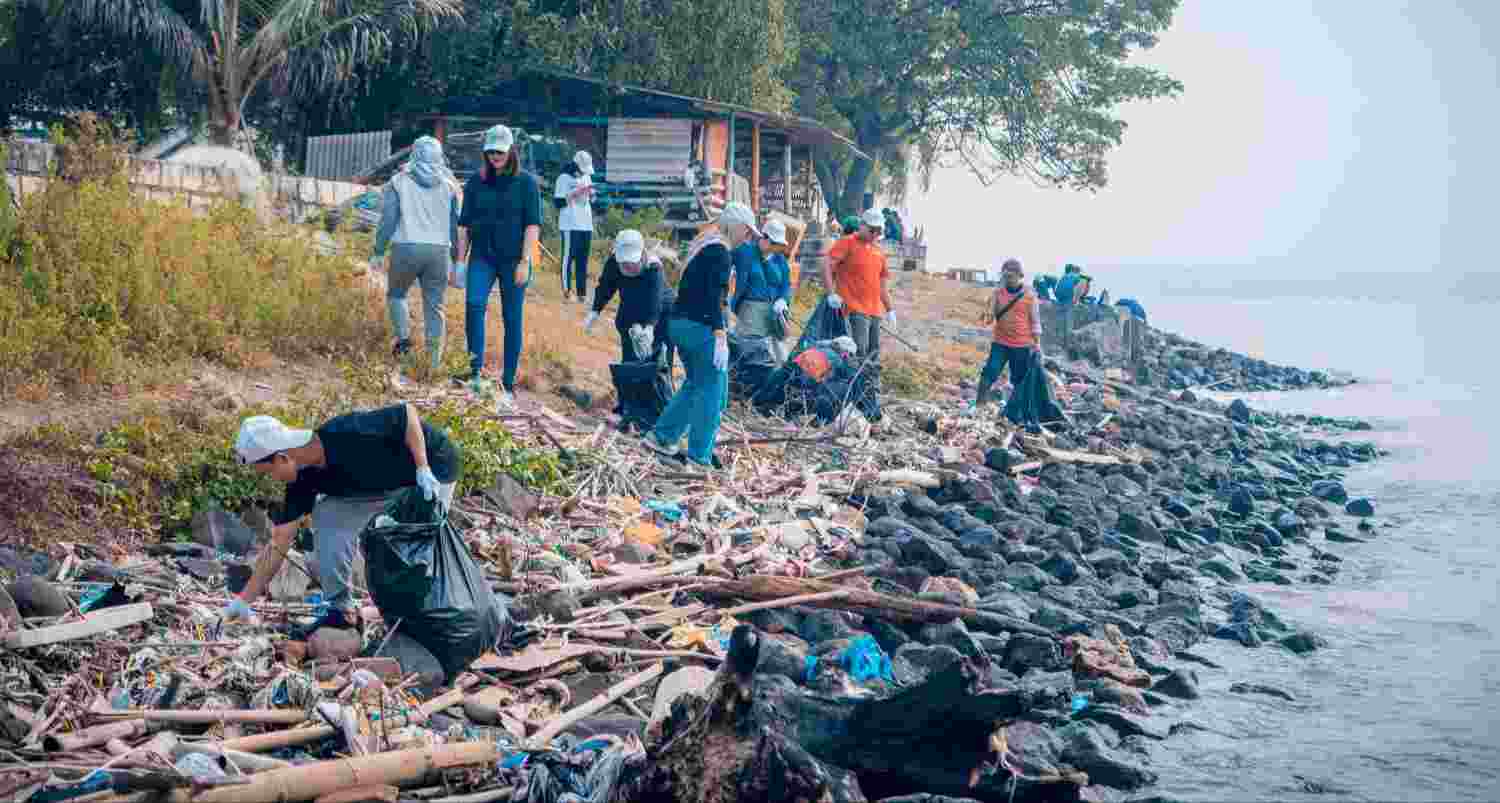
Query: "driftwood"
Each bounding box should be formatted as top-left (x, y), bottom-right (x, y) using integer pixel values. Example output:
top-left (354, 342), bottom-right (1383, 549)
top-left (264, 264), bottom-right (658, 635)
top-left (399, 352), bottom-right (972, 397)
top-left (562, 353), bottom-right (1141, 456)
top-left (43, 718), bottom-right (155, 752)
top-left (160, 741), bottom-right (497, 803)
top-left (2, 602), bottom-right (154, 648)
top-left (527, 662), bottom-right (663, 749)
top-left (699, 575), bottom-right (1052, 637)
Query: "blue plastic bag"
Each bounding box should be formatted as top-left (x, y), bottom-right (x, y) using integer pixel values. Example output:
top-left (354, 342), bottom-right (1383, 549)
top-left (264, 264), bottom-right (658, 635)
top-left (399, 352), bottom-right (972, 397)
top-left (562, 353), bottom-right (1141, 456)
top-left (839, 635), bottom-right (894, 683)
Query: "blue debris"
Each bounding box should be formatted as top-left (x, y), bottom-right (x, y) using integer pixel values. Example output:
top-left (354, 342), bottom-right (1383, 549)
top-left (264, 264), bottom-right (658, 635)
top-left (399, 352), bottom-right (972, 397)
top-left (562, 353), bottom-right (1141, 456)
top-left (839, 635), bottom-right (894, 683)
top-left (803, 655), bottom-right (820, 683)
top-left (644, 500), bottom-right (685, 522)
top-left (1071, 692), bottom-right (1092, 714)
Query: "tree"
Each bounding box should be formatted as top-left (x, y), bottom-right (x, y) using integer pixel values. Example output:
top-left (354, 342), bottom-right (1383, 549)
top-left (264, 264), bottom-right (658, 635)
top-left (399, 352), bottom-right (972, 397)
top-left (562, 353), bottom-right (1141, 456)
top-left (41, 0), bottom-right (463, 145)
top-left (789, 0), bottom-right (1184, 218)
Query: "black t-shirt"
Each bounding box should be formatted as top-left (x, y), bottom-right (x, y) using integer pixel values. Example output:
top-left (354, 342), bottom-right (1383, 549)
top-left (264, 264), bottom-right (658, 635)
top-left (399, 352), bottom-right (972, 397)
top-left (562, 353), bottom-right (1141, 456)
top-left (592, 256), bottom-right (664, 330)
top-left (672, 243), bottom-right (732, 331)
top-left (276, 405), bottom-right (460, 524)
top-left (458, 171), bottom-right (543, 266)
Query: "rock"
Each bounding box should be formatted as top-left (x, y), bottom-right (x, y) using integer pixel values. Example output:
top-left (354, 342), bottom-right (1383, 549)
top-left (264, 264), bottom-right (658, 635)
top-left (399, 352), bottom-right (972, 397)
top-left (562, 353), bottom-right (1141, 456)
top-left (1003, 543), bottom-right (1049, 565)
top-left (1197, 558), bottom-right (1242, 582)
top-left (864, 618), bottom-right (913, 658)
top-left (1151, 669), bottom-right (1201, 700)
top-left (919, 576), bottom-right (979, 608)
top-left (1075, 703), bottom-right (1167, 740)
top-left (1088, 551), bottom-right (1133, 579)
top-left (984, 447), bottom-right (1014, 473)
top-left (190, 508), bottom-right (257, 556)
top-left (1004, 563), bottom-right (1055, 592)
top-left (651, 666), bottom-right (717, 725)
top-left (1229, 682), bottom-right (1295, 701)
top-left (978, 590), bottom-right (1036, 622)
top-left (307, 627), bottom-right (362, 661)
top-left (1345, 498), bottom-right (1375, 517)
top-left (1058, 721), bottom-right (1159, 790)
top-left (612, 540), bottom-right (657, 563)
top-left (1274, 510), bottom-right (1305, 536)
top-left (919, 620), bottom-right (987, 659)
top-left (799, 610), bottom-right (864, 644)
top-left (380, 632), bottom-right (445, 689)
top-left (1086, 679), bottom-right (1150, 714)
top-left (1325, 529), bottom-right (1365, 543)
top-left (1213, 621), bottom-right (1262, 647)
top-left (1279, 631), bottom-right (1327, 654)
top-left (489, 474), bottom-right (540, 520)
top-left (1161, 496), bottom-right (1193, 520)
top-left (8, 576), bottom-right (70, 618)
top-left (1227, 399), bottom-right (1252, 424)
top-left (1004, 633), bottom-right (1066, 676)
top-left (1107, 575), bottom-right (1156, 609)
top-left (1228, 486), bottom-right (1255, 517)
top-left (900, 534), bottom-right (970, 575)
top-left (892, 643), bottom-right (965, 686)
top-left (1033, 605), bottom-right (1092, 636)
top-left (1309, 480), bottom-right (1348, 504)
top-left (535, 588), bottom-right (580, 622)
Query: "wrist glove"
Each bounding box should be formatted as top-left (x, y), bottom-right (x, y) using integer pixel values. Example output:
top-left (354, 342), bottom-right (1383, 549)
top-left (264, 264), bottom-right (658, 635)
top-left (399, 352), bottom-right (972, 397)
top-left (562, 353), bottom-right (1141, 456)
top-left (772, 299), bottom-right (789, 316)
top-left (712, 337), bottom-right (730, 372)
top-left (223, 598), bottom-right (253, 622)
top-left (514, 259), bottom-right (531, 287)
top-left (583, 311), bottom-right (599, 331)
top-left (368, 255), bottom-right (383, 271)
top-left (416, 466), bottom-right (440, 501)
top-left (827, 293), bottom-right (843, 310)
top-left (885, 310), bottom-right (899, 329)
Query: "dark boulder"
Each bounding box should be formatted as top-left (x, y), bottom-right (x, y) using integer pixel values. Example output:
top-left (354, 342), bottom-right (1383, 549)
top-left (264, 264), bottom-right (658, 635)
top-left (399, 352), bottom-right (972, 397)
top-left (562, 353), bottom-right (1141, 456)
top-left (1345, 498), bottom-right (1376, 517)
top-left (1058, 721), bottom-right (1159, 790)
top-left (1279, 631), bottom-right (1327, 654)
top-left (1004, 633), bottom-right (1067, 675)
top-left (1213, 622), bottom-right (1262, 647)
top-left (1228, 486), bottom-right (1255, 517)
top-left (1004, 563), bottom-right (1055, 592)
top-left (1229, 682), bottom-right (1295, 701)
top-left (1151, 669), bottom-right (1201, 700)
top-left (1039, 553), bottom-right (1082, 584)
top-left (1227, 399), bottom-right (1252, 424)
top-left (1309, 480), bottom-right (1348, 504)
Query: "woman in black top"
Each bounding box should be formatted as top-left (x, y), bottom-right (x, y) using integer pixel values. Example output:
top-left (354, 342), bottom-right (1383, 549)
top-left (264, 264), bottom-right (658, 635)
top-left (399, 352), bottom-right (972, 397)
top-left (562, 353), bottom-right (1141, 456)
top-left (642, 202), bottom-right (760, 468)
top-left (584, 229), bottom-right (665, 363)
top-left (456, 125), bottom-right (541, 402)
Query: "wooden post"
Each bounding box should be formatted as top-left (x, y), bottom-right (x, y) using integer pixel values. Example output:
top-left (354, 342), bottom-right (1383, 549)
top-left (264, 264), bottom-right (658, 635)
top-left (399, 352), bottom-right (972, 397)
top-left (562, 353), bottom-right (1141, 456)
top-left (750, 120), bottom-right (762, 213)
top-left (783, 136), bottom-right (793, 214)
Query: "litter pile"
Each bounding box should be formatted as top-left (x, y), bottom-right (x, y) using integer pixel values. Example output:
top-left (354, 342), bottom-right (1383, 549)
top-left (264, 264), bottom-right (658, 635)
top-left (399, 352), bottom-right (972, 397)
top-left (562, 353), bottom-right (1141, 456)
top-left (0, 354), bottom-right (1386, 803)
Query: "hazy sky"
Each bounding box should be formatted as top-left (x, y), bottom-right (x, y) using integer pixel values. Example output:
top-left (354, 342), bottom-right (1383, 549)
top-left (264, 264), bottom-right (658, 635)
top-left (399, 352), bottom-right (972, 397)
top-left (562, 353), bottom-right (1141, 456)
top-left (907, 1), bottom-right (1500, 278)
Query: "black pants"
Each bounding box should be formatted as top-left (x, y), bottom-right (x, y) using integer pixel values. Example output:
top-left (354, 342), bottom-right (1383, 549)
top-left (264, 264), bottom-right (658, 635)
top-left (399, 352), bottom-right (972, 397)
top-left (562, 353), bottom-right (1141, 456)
top-left (561, 230), bottom-right (592, 300)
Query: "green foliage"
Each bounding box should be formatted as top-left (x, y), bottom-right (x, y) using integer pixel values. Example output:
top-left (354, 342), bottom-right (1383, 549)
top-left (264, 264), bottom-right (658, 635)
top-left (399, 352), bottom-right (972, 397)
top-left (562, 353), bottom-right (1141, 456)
top-left (421, 399), bottom-right (570, 497)
top-left (596, 204), bottom-right (669, 243)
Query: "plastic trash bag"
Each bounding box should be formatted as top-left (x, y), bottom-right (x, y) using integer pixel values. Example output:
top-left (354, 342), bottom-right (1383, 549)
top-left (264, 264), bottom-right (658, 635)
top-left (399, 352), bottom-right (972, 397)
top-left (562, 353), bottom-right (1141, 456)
top-left (360, 489), bottom-right (511, 682)
top-left (1003, 351), bottom-right (1066, 430)
top-left (726, 333), bottom-right (777, 399)
top-left (610, 358), bottom-right (670, 434)
top-left (839, 635), bottom-right (894, 683)
top-left (793, 297), bottom-right (851, 355)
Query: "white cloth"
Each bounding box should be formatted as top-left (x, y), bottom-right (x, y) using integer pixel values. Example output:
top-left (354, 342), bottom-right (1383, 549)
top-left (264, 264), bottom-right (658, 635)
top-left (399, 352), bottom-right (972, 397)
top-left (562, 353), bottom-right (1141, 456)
top-left (554, 173), bottom-right (594, 232)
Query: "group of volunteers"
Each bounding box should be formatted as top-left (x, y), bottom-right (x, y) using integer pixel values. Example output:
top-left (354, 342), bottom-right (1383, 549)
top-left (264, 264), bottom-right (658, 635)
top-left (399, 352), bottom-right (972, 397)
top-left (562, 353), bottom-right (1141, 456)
top-left (228, 124), bottom-right (1051, 647)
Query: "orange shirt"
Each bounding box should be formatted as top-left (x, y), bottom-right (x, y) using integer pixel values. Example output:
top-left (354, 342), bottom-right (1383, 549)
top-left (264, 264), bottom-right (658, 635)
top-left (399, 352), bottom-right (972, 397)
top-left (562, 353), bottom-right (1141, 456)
top-left (827, 235), bottom-right (888, 316)
top-left (991, 286), bottom-right (1040, 348)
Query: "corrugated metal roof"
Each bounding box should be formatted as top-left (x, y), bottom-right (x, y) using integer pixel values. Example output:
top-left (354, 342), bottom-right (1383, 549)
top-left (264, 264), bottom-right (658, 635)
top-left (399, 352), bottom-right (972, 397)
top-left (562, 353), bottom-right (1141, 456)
top-left (605, 118), bottom-right (692, 183)
top-left (305, 131), bottom-right (391, 180)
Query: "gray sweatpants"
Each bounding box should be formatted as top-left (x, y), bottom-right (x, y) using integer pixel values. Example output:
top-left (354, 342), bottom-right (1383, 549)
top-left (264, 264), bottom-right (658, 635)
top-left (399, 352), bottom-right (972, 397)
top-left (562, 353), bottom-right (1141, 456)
top-left (387, 243), bottom-right (450, 371)
top-left (847, 311), bottom-right (882, 365)
top-left (312, 482), bottom-right (455, 614)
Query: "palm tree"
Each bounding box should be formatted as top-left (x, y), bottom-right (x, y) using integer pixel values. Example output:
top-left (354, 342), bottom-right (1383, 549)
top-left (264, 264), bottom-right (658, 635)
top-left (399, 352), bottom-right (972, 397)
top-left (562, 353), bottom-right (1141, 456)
top-left (47, 0), bottom-right (463, 145)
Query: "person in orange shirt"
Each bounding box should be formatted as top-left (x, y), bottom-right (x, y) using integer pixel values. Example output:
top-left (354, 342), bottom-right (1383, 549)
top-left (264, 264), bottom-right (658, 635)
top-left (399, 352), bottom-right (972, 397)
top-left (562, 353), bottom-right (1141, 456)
top-left (823, 208), bottom-right (897, 362)
top-left (975, 258), bottom-right (1042, 407)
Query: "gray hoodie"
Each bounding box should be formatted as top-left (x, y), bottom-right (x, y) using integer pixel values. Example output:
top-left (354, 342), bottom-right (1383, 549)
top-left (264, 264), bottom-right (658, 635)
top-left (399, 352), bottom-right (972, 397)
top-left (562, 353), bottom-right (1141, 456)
top-left (373, 136), bottom-right (460, 258)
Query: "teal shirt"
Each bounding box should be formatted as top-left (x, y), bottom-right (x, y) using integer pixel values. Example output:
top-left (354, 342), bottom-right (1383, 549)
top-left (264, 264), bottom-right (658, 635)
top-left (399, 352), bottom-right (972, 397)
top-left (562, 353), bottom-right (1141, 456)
top-left (731, 242), bottom-right (792, 312)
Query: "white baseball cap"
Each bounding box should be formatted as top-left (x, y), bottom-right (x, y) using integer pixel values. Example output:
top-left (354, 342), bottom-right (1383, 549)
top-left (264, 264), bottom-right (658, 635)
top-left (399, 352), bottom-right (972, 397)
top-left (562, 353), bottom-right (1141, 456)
top-left (574, 150), bottom-right (594, 175)
top-left (764, 219), bottom-right (788, 246)
top-left (860, 208), bottom-right (885, 229)
top-left (718, 202), bottom-right (762, 237)
top-left (614, 229), bottom-right (645, 263)
top-left (234, 415), bottom-right (313, 465)
top-left (482, 125), bottom-right (514, 153)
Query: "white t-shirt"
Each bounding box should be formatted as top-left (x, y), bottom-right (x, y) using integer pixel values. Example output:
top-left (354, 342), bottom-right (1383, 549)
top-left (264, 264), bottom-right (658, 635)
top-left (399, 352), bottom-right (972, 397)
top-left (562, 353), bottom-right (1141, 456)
top-left (554, 172), bottom-right (594, 232)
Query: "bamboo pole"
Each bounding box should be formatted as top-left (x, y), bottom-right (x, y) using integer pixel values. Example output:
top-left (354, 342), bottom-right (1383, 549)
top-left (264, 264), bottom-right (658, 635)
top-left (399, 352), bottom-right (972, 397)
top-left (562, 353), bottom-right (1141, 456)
top-left (161, 741), bottom-right (497, 803)
top-left (96, 709), bottom-right (309, 726)
top-left (44, 718), bottom-right (154, 752)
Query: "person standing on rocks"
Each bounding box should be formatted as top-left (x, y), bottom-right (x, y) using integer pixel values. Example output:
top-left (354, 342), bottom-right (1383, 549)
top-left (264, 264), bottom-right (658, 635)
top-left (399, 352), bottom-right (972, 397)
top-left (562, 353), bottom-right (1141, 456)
top-left (221, 407), bottom-right (460, 641)
top-left (975, 258), bottom-right (1042, 408)
top-left (369, 136), bottom-right (460, 375)
top-left (455, 124), bottom-right (540, 405)
top-left (823, 208), bottom-right (897, 363)
top-left (554, 150), bottom-right (596, 303)
top-left (643, 202), bottom-right (760, 468)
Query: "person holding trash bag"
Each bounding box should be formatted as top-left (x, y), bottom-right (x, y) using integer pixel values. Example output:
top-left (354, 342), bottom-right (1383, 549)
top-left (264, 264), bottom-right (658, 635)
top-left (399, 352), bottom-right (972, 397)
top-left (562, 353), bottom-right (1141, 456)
top-left (643, 202), bottom-right (760, 468)
top-left (455, 124), bottom-right (540, 404)
top-left (554, 150), bottom-right (596, 303)
top-left (585, 229), bottom-right (665, 364)
top-left (221, 406), bottom-right (460, 636)
top-left (369, 137), bottom-right (460, 374)
top-left (731, 218), bottom-right (794, 364)
top-left (974, 258), bottom-right (1042, 409)
top-left (823, 208), bottom-right (896, 363)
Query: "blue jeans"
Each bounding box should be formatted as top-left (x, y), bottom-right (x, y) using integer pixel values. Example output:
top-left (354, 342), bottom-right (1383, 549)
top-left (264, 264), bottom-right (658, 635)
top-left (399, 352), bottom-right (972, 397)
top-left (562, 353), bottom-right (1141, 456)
top-left (465, 255), bottom-right (529, 390)
top-left (653, 318), bottom-right (727, 465)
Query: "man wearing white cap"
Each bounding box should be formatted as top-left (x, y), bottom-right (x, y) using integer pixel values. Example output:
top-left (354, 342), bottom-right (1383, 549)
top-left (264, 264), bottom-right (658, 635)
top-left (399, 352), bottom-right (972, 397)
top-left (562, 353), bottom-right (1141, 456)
top-left (643, 202), bottom-right (760, 468)
top-left (554, 150), bottom-right (597, 303)
top-left (823, 208), bottom-right (898, 363)
top-left (585, 229), bottom-right (665, 365)
top-left (730, 218), bottom-right (794, 364)
top-left (222, 405), bottom-right (459, 634)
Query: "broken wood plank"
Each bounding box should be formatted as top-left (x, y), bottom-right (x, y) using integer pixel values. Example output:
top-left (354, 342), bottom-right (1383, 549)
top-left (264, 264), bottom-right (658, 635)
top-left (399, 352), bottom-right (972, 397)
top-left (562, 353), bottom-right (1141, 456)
top-left (470, 644), bottom-right (596, 674)
top-left (2, 603), bottom-right (153, 649)
top-left (527, 663), bottom-right (663, 749)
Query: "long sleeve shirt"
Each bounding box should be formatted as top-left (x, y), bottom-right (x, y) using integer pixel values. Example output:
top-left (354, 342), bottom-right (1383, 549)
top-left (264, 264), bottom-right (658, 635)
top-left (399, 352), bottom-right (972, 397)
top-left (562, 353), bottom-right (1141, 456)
top-left (730, 242), bottom-right (792, 312)
top-left (592, 256), bottom-right (664, 330)
top-left (672, 243), bottom-right (733, 331)
top-left (373, 173), bottom-right (460, 259)
top-left (458, 172), bottom-right (542, 266)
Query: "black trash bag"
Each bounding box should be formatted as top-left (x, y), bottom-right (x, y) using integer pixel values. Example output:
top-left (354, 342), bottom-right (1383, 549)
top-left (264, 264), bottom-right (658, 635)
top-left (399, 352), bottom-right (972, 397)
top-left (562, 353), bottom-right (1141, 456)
top-left (793, 297), bottom-right (850, 355)
top-left (1003, 352), bottom-right (1065, 430)
top-left (610, 358), bottom-right (670, 433)
top-left (360, 489), bottom-right (511, 682)
top-left (727, 333), bottom-right (777, 399)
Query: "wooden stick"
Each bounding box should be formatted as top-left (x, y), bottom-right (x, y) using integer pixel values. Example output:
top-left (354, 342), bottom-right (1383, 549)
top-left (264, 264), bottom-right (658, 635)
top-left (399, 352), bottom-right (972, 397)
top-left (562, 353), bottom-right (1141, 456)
top-left (716, 589), bottom-right (851, 618)
top-left (43, 718), bottom-right (153, 752)
top-left (811, 566), bottom-right (870, 583)
top-left (410, 675), bottom-right (479, 724)
top-left (216, 725), bottom-right (338, 754)
top-left (3, 603), bottom-right (154, 649)
top-left (527, 663), bottom-right (664, 749)
top-left (95, 709), bottom-right (309, 726)
top-left (160, 741), bottom-right (497, 803)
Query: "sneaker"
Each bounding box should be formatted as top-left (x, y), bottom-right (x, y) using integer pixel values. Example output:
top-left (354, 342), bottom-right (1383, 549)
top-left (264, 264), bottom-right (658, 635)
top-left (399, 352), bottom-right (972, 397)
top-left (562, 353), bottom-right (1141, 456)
top-left (495, 389), bottom-right (516, 411)
top-left (643, 431), bottom-right (679, 457)
top-left (290, 607), bottom-right (358, 641)
top-left (392, 339), bottom-right (412, 359)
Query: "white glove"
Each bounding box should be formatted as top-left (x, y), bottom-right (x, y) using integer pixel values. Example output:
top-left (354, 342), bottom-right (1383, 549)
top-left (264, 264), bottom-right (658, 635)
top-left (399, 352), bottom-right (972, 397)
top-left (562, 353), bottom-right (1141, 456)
top-left (713, 336), bottom-right (729, 372)
top-left (583, 311), bottom-right (599, 331)
top-left (827, 293), bottom-right (843, 310)
top-left (885, 310), bottom-right (899, 329)
top-left (222, 598), bottom-right (254, 622)
top-left (772, 299), bottom-right (788, 316)
top-left (416, 466), bottom-right (440, 501)
top-left (368, 255), bottom-right (383, 271)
